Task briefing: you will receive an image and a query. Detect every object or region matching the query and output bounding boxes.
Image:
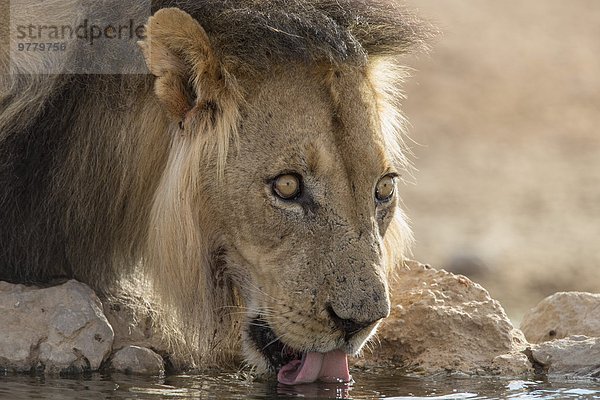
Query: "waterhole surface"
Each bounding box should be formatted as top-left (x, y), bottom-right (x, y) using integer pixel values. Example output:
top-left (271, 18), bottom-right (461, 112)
top-left (1, 369), bottom-right (599, 399)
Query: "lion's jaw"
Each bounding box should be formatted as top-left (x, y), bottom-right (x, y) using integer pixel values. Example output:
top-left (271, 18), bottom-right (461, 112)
top-left (212, 66), bottom-right (403, 384)
top-left (228, 238), bottom-right (389, 384)
top-left (232, 253), bottom-right (387, 385)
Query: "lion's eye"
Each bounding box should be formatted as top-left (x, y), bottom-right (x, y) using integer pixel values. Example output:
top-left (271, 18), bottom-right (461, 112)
top-left (375, 174), bottom-right (396, 202)
top-left (272, 174), bottom-right (301, 200)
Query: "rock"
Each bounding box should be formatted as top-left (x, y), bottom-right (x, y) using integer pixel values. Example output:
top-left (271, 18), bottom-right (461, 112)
top-left (0, 280), bottom-right (114, 374)
top-left (521, 292), bottom-right (600, 343)
top-left (528, 336), bottom-right (600, 378)
top-left (359, 261), bottom-right (530, 375)
top-left (490, 352), bottom-right (533, 376)
top-left (110, 346), bottom-right (165, 375)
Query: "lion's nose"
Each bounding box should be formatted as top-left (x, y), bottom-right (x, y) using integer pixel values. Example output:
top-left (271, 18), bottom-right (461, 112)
top-left (326, 305), bottom-right (380, 340)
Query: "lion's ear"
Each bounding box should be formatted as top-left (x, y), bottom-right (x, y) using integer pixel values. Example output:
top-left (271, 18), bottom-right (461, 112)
top-left (139, 8), bottom-right (219, 125)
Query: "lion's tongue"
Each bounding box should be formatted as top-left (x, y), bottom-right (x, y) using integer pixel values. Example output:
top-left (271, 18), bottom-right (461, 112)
top-left (277, 349), bottom-right (350, 385)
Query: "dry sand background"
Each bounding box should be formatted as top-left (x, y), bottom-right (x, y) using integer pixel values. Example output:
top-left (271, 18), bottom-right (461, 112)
top-left (399, 0), bottom-right (600, 322)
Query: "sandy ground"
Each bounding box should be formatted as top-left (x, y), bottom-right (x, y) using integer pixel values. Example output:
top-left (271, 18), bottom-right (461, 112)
top-left (399, 0), bottom-right (600, 322)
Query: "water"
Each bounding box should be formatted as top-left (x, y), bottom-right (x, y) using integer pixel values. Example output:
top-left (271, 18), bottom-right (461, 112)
top-left (1, 369), bottom-right (599, 399)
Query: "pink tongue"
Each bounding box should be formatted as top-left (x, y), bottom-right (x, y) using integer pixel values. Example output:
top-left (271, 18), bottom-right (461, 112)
top-left (277, 349), bottom-right (350, 385)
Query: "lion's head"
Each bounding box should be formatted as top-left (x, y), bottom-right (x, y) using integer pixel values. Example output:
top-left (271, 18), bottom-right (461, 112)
top-left (139, 1), bottom-right (429, 383)
top-left (221, 65), bottom-right (416, 383)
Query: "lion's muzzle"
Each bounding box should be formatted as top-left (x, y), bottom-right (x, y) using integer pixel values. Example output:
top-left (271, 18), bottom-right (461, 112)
top-left (326, 261), bottom-right (391, 339)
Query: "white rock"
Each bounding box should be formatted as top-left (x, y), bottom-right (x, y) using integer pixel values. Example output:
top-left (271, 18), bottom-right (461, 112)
top-left (0, 280), bottom-right (114, 373)
top-left (111, 346), bottom-right (165, 375)
top-left (521, 292), bottom-right (600, 343)
top-left (359, 261), bottom-right (530, 375)
top-left (528, 336), bottom-right (600, 378)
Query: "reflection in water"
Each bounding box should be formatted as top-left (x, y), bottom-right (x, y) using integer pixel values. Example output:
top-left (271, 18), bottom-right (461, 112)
top-left (0, 369), bottom-right (599, 399)
top-left (276, 381), bottom-right (351, 398)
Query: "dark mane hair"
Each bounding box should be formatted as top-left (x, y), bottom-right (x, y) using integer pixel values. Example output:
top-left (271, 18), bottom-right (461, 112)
top-left (157, 0), bottom-right (434, 68)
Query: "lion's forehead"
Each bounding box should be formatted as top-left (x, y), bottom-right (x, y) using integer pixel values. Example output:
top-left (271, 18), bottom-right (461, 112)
top-left (239, 66), bottom-right (390, 185)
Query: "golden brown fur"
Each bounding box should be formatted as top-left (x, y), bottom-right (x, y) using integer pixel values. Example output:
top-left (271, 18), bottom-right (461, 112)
top-left (0, 0), bottom-right (432, 372)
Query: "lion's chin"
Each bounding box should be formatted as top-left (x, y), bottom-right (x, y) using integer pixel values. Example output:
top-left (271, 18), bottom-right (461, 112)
top-left (246, 316), bottom-right (352, 385)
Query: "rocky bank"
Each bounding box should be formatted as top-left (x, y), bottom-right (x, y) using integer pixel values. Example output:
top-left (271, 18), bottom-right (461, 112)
top-left (520, 291), bottom-right (600, 379)
top-left (358, 261), bottom-right (531, 376)
top-left (0, 261), bottom-right (598, 379)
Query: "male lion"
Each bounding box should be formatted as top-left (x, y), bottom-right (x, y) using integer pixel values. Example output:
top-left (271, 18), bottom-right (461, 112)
top-left (0, 0), bottom-right (429, 384)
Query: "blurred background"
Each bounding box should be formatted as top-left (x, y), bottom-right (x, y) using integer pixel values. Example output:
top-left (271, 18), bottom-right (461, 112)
top-left (400, 0), bottom-right (600, 323)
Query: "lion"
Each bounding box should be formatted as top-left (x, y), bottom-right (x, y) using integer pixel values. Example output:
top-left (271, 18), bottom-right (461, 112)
top-left (0, 0), bottom-right (430, 384)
